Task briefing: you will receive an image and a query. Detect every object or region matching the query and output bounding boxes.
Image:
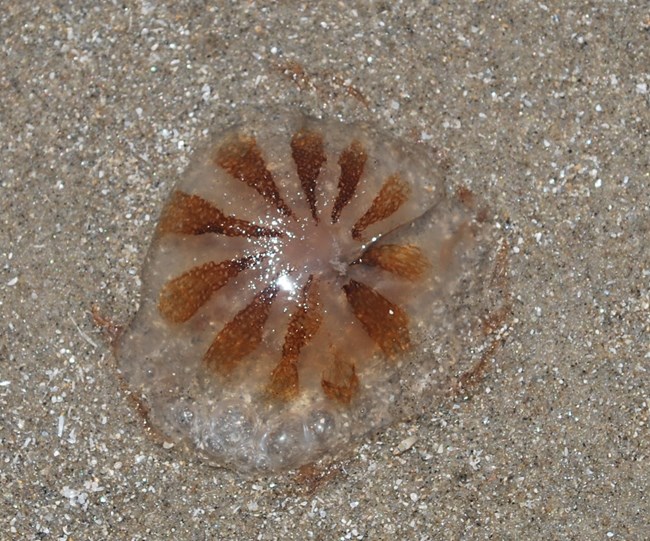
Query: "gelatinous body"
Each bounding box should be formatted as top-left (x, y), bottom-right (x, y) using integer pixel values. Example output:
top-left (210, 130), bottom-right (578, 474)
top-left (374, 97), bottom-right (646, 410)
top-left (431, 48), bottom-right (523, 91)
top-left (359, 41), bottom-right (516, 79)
top-left (115, 112), bottom-right (507, 473)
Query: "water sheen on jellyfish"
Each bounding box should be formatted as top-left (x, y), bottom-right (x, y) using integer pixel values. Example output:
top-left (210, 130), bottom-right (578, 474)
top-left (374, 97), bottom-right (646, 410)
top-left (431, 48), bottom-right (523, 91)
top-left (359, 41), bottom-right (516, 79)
top-left (115, 112), bottom-right (507, 474)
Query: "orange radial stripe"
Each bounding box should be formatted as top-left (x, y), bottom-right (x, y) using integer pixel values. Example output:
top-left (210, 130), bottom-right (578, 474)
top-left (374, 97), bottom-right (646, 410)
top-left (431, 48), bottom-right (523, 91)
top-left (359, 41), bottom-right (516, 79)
top-left (266, 358), bottom-right (300, 402)
top-left (214, 134), bottom-right (295, 219)
top-left (331, 140), bottom-right (367, 224)
top-left (281, 276), bottom-right (322, 361)
top-left (343, 279), bottom-right (411, 358)
top-left (267, 276), bottom-right (323, 401)
top-left (358, 244), bottom-right (430, 281)
top-left (321, 358), bottom-right (359, 405)
top-left (352, 175), bottom-right (410, 240)
top-left (157, 190), bottom-right (279, 237)
top-left (158, 256), bottom-right (259, 324)
top-left (291, 130), bottom-right (326, 223)
top-left (204, 284), bottom-right (279, 376)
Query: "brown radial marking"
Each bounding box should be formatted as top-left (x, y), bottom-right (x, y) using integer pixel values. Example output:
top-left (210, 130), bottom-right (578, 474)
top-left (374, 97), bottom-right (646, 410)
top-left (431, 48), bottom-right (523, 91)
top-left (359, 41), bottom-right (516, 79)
top-left (157, 190), bottom-right (279, 237)
top-left (267, 276), bottom-right (323, 401)
top-left (266, 359), bottom-right (299, 402)
top-left (351, 175), bottom-right (410, 240)
top-left (321, 358), bottom-right (359, 405)
top-left (214, 134), bottom-right (295, 219)
top-left (158, 256), bottom-right (260, 324)
top-left (357, 244), bottom-right (430, 281)
top-left (343, 279), bottom-right (411, 358)
top-left (281, 276), bottom-right (322, 361)
top-left (204, 284), bottom-right (279, 376)
top-left (331, 140), bottom-right (367, 224)
top-left (291, 130), bottom-right (326, 223)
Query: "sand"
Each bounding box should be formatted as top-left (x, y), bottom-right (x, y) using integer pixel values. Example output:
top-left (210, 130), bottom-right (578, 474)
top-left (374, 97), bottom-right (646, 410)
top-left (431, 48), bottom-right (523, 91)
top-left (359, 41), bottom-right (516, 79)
top-left (1, 2), bottom-right (648, 539)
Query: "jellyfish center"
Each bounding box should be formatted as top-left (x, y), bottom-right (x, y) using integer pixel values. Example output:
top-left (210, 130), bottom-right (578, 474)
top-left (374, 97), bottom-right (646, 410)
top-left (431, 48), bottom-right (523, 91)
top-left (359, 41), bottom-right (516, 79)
top-left (260, 215), bottom-right (361, 295)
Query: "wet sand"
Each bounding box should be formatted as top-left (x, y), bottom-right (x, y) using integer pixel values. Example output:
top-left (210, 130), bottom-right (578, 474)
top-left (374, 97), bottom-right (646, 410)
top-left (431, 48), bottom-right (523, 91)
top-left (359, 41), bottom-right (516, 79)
top-left (1, 2), bottom-right (648, 539)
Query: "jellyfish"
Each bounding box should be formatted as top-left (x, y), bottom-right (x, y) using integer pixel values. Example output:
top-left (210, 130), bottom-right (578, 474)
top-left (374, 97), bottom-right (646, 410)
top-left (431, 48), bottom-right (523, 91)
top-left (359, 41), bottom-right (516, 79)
top-left (114, 111), bottom-right (509, 473)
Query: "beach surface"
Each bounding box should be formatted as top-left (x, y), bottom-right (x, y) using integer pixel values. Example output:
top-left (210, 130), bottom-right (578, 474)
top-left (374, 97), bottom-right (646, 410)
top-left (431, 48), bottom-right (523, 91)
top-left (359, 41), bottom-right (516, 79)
top-left (1, 2), bottom-right (648, 539)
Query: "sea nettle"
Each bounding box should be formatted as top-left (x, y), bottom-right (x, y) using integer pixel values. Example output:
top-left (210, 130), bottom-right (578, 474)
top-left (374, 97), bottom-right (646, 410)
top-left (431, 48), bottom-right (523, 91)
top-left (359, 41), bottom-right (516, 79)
top-left (114, 111), bottom-right (509, 474)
